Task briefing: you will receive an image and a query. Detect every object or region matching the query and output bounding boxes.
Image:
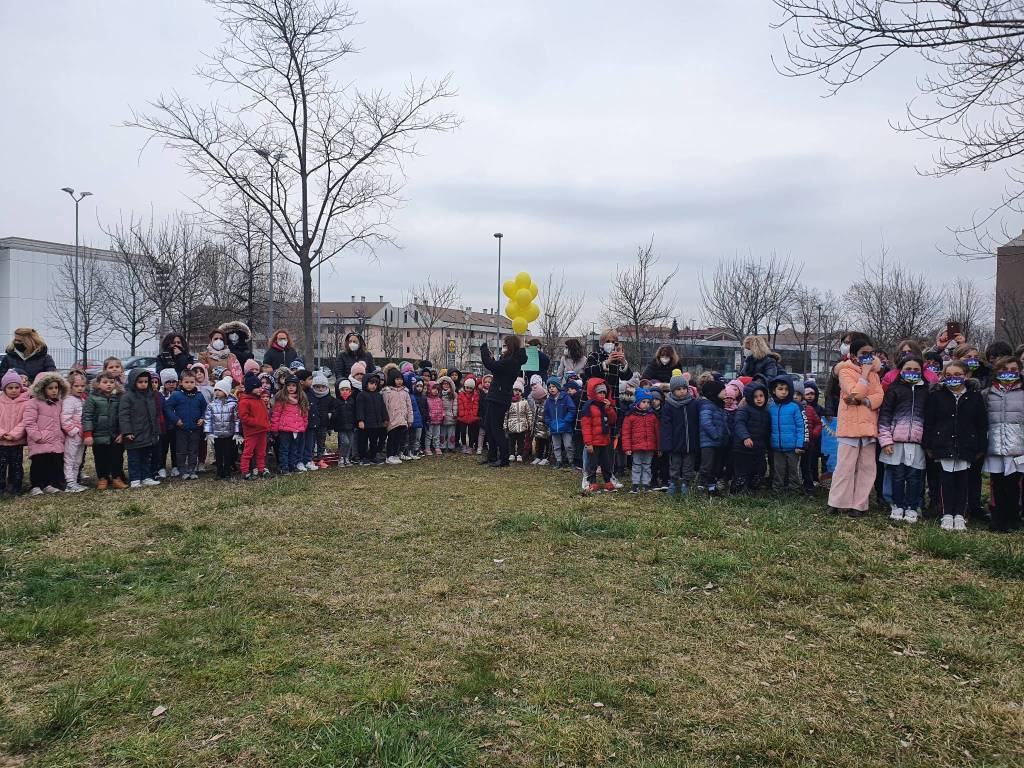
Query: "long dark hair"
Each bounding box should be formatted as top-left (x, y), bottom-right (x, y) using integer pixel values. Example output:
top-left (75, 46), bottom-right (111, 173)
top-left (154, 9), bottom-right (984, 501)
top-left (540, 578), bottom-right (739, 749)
top-left (502, 335), bottom-right (522, 359)
top-left (161, 332), bottom-right (188, 353)
top-left (565, 338), bottom-right (583, 360)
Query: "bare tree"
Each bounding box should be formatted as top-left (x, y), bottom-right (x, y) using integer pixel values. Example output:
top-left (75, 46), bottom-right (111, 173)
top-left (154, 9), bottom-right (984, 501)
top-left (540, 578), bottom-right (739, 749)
top-left (102, 260), bottom-right (156, 356)
top-left (47, 250), bottom-right (111, 364)
top-left (407, 279), bottom-right (461, 364)
top-left (379, 308), bottom-right (402, 361)
top-left (844, 251), bottom-right (943, 352)
top-left (700, 251), bottom-right (803, 344)
top-left (537, 271), bottom-right (585, 360)
top-left (789, 285), bottom-right (847, 372)
top-left (127, 0), bottom-right (459, 364)
top-left (943, 276), bottom-right (993, 344)
top-left (605, 239), bottom-right (678, 359)
top-left (773, 1), bottom-right (1024, 258)
top-left (213, 196), bottom-right (269, 336)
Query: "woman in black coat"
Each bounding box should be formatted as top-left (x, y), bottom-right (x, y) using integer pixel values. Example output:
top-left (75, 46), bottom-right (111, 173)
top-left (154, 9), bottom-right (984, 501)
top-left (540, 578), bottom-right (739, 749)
top-left (642, 344), bottom-right (680, 384)
top-left (263, 328), bottom-right (299, 370)
top-left (334, 332), bottom-right (375, 379)
top-left (155, 332), bottom-right (194, 376)
top-left (739, 335), bottom-right (783, 383)
top-left (583, 329), bottom-right (633, 409)
top-left (480, 335), bottom-right (528, 467)
top-left (0, 328), bottom-right (56, 382)
top-left (220, 320), bottom-right (253, 367)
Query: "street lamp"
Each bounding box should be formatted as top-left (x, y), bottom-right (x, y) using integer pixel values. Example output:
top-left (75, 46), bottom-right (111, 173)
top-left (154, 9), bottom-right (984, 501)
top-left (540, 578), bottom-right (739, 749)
top-left (493, 233), bottom-right (503, 348)
top-left (61, 187), bottom-right (93, 365)
top-left (256, 148), bottom-right (286, 342)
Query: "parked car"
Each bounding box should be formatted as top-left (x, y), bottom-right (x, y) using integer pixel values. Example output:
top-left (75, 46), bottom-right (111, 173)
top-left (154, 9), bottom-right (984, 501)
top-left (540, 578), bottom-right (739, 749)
top-left (123, 355), bottom-right (158, 373)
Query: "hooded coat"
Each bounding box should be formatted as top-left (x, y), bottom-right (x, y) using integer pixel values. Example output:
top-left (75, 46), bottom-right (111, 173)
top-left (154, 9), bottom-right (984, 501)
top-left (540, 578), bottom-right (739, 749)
top-left (580, 378), bottom-right (618, 447)
top-left (767, 375), bottom-right (807, 452)
top-left (732, 381), bottom-right (771, 453)
top-left (238, 391), bottom-right (271, 434)
top-left (0, 329), bottom-right (57, 382)
top-left (984, 382), bottom-right (1024, 457)
top-left (698, 398), bottom-right (729, 449)
top-left (438, 377), bottom-right (459, 425)
top-left (332, 389), bottom-right (358, 431)
top-left (543, 386), bottom-right (576, 435)
top-left (621, 403), bottom-right (660, 452)
top-left (0, 380), bottom-right (29, 446)
top-left (219, 320), bottom-right (254, 367)
top-left (334, 333), bottom-right (375, 380)
top-left (23, 372), bottom-right (67, 456)
top-left (263, 329), bottom-right (299, 370)
top-left (740, 351), bottom-right (783, 383)
top-left (382, 371), bottom-right (413, 431)
top-left (355, 376), bottom-right (387, 429)
top-left (403, 372), bottom-right (424, 429)
top-left (659, 387), bottom-right (700, 454)
top-left (164, 387), bottom-right (208, 431)
top-left (457, 379), bottom-right (480, 424)
top-left (119, 369), bottom-right (160, 449)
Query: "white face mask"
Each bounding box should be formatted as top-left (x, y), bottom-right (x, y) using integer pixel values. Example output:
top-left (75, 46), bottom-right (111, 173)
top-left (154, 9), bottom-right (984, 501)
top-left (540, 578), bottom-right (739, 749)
top-left (348, 342), bottom-right (360, 352)
top-left (211, 339), bottom-right (225, 351)
top-left (563, 348), bottom-right (570, 357)
top-left (603, 342), bottom-right (615, 354)
top-left (742, 348), bottom-right (753, 357)
top-left (277, 336), bottom-right (288, 347)
top-left (659, 356), bottom-right (670, 366)
top-left (839, 343), bottom-right (851, 356)
top-left (465, 380), bottom-right (476, 390)
top-left (228, 333), bottom-right (239, 343)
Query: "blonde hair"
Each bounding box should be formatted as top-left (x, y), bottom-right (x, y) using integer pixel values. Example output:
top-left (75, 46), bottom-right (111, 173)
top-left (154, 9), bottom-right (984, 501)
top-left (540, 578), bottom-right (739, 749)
top-left (743, 335), bottom-right (771, 360)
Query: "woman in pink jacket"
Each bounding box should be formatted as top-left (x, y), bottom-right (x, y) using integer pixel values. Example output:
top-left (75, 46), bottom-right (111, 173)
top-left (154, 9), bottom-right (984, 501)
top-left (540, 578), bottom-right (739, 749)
top-left (23, 371), bottom-right (68, 495)
top-left (827, 335), bottom-right (884, 517)
top-left (0, 369), bottom-right (29, 494)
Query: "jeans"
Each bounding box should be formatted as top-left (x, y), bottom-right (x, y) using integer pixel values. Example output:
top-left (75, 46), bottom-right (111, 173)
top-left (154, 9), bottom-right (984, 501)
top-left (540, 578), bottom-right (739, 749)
top-left (888, 462), bottom-right (924, 511)
top-left (175, 429), bottom-right (203, 475)
top-left (586, 444), bottom-right (613, 484)
top-left (302, 426), bottom-right (316, 464)
top-left (669, 452), bottom-right (697, 489)
top-left (386, 426), bottom-right (407, 457)
top-left (277, 431), bottom-right (301, 472)
top-left (0, 444), bottom-right (24, 492)
top-left (630, 450), bottom-right (653, 486)
top-left (425, 424), bottom-right (441, 452)
top-left (127, 446), bottom-right (155, 483)
top-left (406, 426), bottom-right (422, 455)
top-left (551, 433), bottom-right (574, 465)
top-left (338, 429), bottom-right (355, 461)
top-left (770, 451), bottom-right (801, 492)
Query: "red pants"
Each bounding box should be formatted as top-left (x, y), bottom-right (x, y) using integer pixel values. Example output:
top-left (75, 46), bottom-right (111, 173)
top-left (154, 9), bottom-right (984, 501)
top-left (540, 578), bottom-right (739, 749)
top-left (241, 431), bottom-right (268, 474)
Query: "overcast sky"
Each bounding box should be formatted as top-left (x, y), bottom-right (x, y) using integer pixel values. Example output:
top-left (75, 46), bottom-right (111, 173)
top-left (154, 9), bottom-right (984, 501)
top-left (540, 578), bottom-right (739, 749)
top-left (0, 1), bottom-right (1009, 330)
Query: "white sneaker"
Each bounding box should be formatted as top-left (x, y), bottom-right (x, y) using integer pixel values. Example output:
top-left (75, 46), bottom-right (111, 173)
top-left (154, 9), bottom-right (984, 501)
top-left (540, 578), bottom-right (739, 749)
top-left (29, 486), bottom-right (43, 496)
top-left (44, 486), bottom-right (60, 494)
top-left (158, 469), bottom-right (167, 479)
top-left (295, 463), bottom-right (307, 472)
top-left (531, 458), bottom-right (541, 465)
top-left (386, 456), bottom-right (402, 465)
top-left (412, 453), bottom-right (423, 460)
top-left (64, 483), bottom-right (87, 494)
top-left (170, 467), bottom-right (180, 478)
top-left (538, 459), bottom-right (549, 466)
top-left (476, 447), bottom-right (483, 455)
top-left (142, 478), bottom-right (161, 487)
top-left (953, 515), bottom-right (967, 531)
top-left (610, 477), bottom-right (624, 490)
top-left (516, 455), bottom-right (523, 462)
top-left (904, 509), bottom-right (919, 524)
top-left (889, 507), bottom-right (904, 522)
top-left (940, 514), bottom-right (954, 531)
top-left (307, 462), bottom-right (319, 471)
top-left (130, 480), bottom-right (142, 489)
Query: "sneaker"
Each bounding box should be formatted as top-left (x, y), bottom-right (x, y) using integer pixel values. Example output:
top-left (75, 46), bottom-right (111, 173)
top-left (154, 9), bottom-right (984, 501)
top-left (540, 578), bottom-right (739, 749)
top-left (44, 486), bottom-right (61, 494)
top-left (642, 485), bottom-right (651, 492)
top-left (295, 463), bottom-right (308, 472)
top-left (609, 477), bottom-right (623, 490)
top-left (678, 484), bottom-right (689, 497)
top-left (64, 483), bottom-right (87, 493)
top-left (411, 453), bottom-right (422, 461)
top-left (538, 459), bottom-right (548, 466)
top-left (157, 469), bottom-right (167, 479)
top-left (130, 480), bottom-right (142, 489)
top-left (385, 456), bottom-right (401, 465)
top-left (603, 481), bottom-right (616, 492)
top-left (29, 486), bottom-right (43, 496)
top-left (307, 462), bottom-right (319, 471)
top-left (261, 469), bottom-right (272, 478)
top-left (665, 483), bottom-right (677, 497)
top-left (904, 509), bottom-right (919, 524)
top-left (170, 467), bottom-right (180, 478)
top-left (581, 477), bottom-right (590, 491)
top-left (953, 515), bottom-right (967, 531)
top-left (630, 484), bottom-right (640, 494)
top-left (889, 507), bottom-right (904, 522)
top-left (476, 447), bottom-right (483, 455)
top-left (142, 478), bottom-right (161, 487)
top-left (400, 453), bottom-right (412, 461)
top-left (516, 455), bottom-right (523, 462)
top-left (318, 460), bottom-right (329, 469)
top-left (587, 482), bottom-right (602, 493)
top-left (940, 514), bottom-right (954, 531)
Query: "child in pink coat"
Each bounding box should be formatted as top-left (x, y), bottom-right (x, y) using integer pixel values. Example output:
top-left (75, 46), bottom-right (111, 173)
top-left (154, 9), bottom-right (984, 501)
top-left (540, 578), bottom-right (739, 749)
top-left (0, 369), bottom-right (29, 494)
top-left (61, 370), bottom-right (88, 492)
top-left (22, 372), bottom-right (68, 495)
top-left (270, 375), bottom-right (309, 474)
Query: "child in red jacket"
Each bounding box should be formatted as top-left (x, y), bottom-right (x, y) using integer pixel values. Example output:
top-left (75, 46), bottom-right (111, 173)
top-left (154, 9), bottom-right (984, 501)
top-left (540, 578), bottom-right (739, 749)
top-left (796, 387), bottom-right (823, 492)
top-left (238, 373), bottom-right (271, 478)
top-left (621, 388), bottom-right (660, 493)
top-left (457, 375), bottom-right (481, 453)
top-left (581, 378), bottom-right (618, 492)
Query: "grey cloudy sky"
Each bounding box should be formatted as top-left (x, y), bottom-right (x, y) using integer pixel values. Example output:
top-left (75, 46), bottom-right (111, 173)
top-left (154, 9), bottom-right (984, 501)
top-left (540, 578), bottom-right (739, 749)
top-left (0, 1), bottom-right (1008, 329)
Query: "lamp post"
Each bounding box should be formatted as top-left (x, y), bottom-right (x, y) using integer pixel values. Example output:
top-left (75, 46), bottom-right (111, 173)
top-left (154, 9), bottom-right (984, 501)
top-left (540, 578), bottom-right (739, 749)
top-left (60, 187), bottom-right (93, 365)
top-left (256, 148), bottom-right (286, 343)
top-left (493, 233), bottom-right (503, 349)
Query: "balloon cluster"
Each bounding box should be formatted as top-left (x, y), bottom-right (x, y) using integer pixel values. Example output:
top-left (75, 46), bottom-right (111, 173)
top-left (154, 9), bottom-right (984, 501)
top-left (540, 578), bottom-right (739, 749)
top-left (502, 271), bottom-right (540, 335)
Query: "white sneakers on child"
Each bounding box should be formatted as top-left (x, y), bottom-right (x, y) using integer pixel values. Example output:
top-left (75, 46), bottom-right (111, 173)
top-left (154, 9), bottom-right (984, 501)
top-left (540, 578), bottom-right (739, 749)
top-left (940, 514), bottom-right (954, 531)
top-left (29, 486), bottom-right (43, 496)
top-left (306, 461), bottom-right (319, 471)
top-left (142, 478), bottom-right (160, 487)
top-left (903, 509), bottom-right (919, 524)
top-left (386, 456), bottom-right (402, 465)
top-left (64, 483), bottom-right (87, 494)
top-left (889, 507), bottom-right (904, 522)
top-left (130, 480), bottom-right (142, 489)
top-left (531, 457), bottom-right (541, 465)
top-left (295, 463), bottom-right (308, 472)
top-left (953, 515), bottom-right (967, 531)
top-left (43, 486), bottom-right (60, 494)
top-left (538, 458), bottom-right (549, 466)
top-left (158, 469), bottom-right (167, 479)
top-left (170, 467), bottom-right (180, 478)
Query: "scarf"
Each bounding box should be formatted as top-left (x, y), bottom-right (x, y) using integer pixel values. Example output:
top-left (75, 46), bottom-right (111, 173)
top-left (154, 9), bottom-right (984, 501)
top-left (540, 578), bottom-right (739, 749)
top-left (205, 345), bottom-right (231, 361)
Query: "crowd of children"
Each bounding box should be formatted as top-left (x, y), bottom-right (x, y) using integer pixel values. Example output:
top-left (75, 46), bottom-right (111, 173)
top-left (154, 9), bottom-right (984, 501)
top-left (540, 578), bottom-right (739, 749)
top-left (0, 323), bottom-right (1023, 535)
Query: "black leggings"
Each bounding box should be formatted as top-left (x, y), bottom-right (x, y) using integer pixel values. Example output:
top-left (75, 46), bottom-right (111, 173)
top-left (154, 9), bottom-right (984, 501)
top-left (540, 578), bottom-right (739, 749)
top-left (989, 472), bottom-right (1022, 532)
top-left (386, 426), bottom-right (407, 457)
top-left (360, 427), bottom-right (386, 461)
top-left (939, 469), bottom-right (969, 518)
top-left (509, 431), bottom-right (527, 456)
top-left (30, 452), bottom-right (63, 490)
top-left (93, 443), bottom-right (125, 481)
top-left (485, 403), bottom-right (510, 463)
top-left (213, 437), bottom-right (234, 478)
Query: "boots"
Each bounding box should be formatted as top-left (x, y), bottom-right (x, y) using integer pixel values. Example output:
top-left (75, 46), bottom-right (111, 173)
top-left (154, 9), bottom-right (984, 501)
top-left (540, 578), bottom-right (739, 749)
top-left (111, 477), bottom-right (129, 490)
top-left (96, 478), bottom-right (109, 491)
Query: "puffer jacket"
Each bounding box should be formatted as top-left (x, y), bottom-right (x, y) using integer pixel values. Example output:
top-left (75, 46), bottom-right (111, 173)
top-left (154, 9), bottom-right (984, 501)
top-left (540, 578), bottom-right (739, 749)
top-left (238, 392), bottom-right (271, 434)
top-left (82, 391), bottom-right (119, 445)
top-left (740, 353), bottom-right (782, 383)
top-left (621, 407), bottom-right (660, 452)
top-left (835, 359), bottom-right (883, 438)
top-left (23, 372), bottom-right (68, 456)
top-left (355, 386), bottom-right (387, 429)
top-left (61, 395), bottom-right (84, 439)
top-left (698, 399), bottom-right (729, 449)
top-left (984, 383), bottom-right (1024, 457)
top-left (660, 389), bottom-right (700, 454)
top-left (457, 387), bottom-right (480, 425)
top-left (164, 388), bottom-right (208, 431)
top-left (504, 398), bottom-right (532, 433)
top-left (310, 391), bottom-right (339, 432)
top-left (439, 380), bottom-right (458, 425)
top-left (403, 373), bottom-right (423, 429)
top-left (544, 390), bottom-right (576, 435)
top-left (579, 378), bottom-right (618, 447)
top-left (119, 369), bottom-right (160, 449)
top-left (767, 375), bottom-right (806, 452)
top-left (332, 392), bottom-right (357, 431)
top-left (426, 394), bottom-right (444, 425)
top-left (204, 397), bottom-right (239, 437)
top-left (270, 399), bottom-right (308, 434)
top-left (923, 382), bottom-right (988, 461)
top-left (382, 386), bottom-right (413, 431)
top-left (878, 378), bottom-right (927, 447)
top-left (0, 389), bottom-right (29, 446)
top-left (732, 382), bottom-right (771, 453)
top-left (529, 395), bottom-right (549, 438)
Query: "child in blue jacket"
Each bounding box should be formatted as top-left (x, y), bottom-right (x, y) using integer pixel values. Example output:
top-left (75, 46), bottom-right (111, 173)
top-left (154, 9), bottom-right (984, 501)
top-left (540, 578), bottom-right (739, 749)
top-left (544, 377), bottom-right (575, 469)
top-left (767, 375), bottom-right (807, 492)
top-left (660, 374), bottom-right (701, 496)
top-left (163, 370), bottom-right (207, 478)
top-left (698, 380), bottom-right (730, 494)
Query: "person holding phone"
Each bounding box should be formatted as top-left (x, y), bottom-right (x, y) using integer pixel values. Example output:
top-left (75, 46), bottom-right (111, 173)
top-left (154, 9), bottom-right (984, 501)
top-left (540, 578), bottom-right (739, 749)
top-left (582, 330), bottom-right (633, 489)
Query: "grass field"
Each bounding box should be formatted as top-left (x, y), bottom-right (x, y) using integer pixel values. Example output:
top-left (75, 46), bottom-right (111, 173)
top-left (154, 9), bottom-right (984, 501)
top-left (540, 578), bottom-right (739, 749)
top-left (2, 455), bottom-right (1024, 767)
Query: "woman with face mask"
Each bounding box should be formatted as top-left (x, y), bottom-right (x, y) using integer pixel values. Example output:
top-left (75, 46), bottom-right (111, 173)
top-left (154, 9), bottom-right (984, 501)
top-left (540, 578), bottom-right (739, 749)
top-left (334, 332), bottom-right (376, 380)
top-left (479, 335), bottom-right (528, 467)
top-left (0, 328), bottom-right (57, 382)
top-left (642, 345), bottom-right (680, 385)
top-left (262, 328), bottom-right (299, 371)
top-left (198, 329), bottom-right (243, 384)
top-left (583, 331), bottom-right (633, 408)
top-left (218, 320), bottom-right (254, 367)
top-left (739, 335), bottom-right (783, 384)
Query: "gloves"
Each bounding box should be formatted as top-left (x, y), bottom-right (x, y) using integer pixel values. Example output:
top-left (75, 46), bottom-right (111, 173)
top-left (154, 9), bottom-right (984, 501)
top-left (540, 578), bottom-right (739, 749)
top-left (233, 435), bottom-right (244, 446)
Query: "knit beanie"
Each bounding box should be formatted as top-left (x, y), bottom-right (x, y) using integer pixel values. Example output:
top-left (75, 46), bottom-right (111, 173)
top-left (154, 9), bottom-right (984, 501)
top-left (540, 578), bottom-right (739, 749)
top-left (546, 376), bottom-right (561, 389)
top-left (669, 374), bottom-right (688, 391)
top-left (339, 379), bottom-right (352, 390)
top-left (312, 372), bottom-right (329, 389)
top-left (289, 358), bottom-right (306, 371)
top-left (513, 378), bottom-right (524, 392)
top-left (530, 374), bottom-right (543, 388)
top-left (243, 358), bottom-right (260, 374)
top-left (634, 387), bottom-right (652, 405)
top-left (401, 361), bottom-right (414, 374)
top-left (701, 380), bottom-right (726, 403)
top-left (350, 361), bottom-right (366, 377)
top-left (160, 368), bottom-right (179, 384)
top-left (464, 375), bottom-right (477, 390)
top-left (244, 373), bottom-right (261, 393)
top-left (1, 370), bottom-right (22, 389)
top-left (214, 377), bottom-right (233, 397)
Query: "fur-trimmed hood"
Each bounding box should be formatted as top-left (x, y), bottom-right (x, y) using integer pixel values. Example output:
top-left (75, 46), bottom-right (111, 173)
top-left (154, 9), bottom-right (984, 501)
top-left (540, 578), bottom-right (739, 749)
top-left (219, 320), bottom-right (252, 342)
top-left (30, 371), bottom-right (68, 401)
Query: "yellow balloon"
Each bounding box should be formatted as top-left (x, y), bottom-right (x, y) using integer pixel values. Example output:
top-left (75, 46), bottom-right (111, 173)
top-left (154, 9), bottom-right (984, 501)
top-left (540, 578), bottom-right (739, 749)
top-left (504, 301), bottom-right (522, 320)
top-left (515, 271), bottom-right (532, 289)
top-left (512, 317), bottom-right (528, 334)
top-left (524, 303), bottom-right (540, 322)
top-left (514, 288), bottom-right (532, 306)
top-left (502, 280), bottom-right (517, 299)
top-left (529, 283), bottom-right (538, 299)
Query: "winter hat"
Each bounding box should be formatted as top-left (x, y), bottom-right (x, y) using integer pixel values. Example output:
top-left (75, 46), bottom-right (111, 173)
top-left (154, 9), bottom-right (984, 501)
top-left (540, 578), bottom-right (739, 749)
top-left (634, 387), bottom-right (652, 405)
top-left (244, 373), bottom-right (261, 393)
top-left (212, 366), bottom-right (227, 380)
top-left (350, 361), bottom-right (367, 377)
top-left (214, 378), bottom-right (233, 397)
top-left (566, 379), bottom-right (581, 392)
top-left (285, 374), bottom-right (299, 385)
top-left (419, 360), bottom-right (433, 372)
top-left (701, 380), bottom-right (726, 403)
top-left (650, 389), bottom-right (664, 403)
top-left (529, 374), bottom-right (543, 388)
top-left (401, 361), bottom-right (414, 374)
top-left (594, 381), bottom-right (608, 396)
top-left (339, 379), bottom-right (352, 390)
top-left (464, 375), bottom-right (477, 390)
top-left (512, 378), bottom-right (524, 392)
top-left (546, 376), bottom-right (561, 389)
top-left (312, 372), bottom-right (329, 389)
top-left (243, 358), bottom-right (260, 374)
top-left (1, 370), bottom-right (22, 389)
top-left (669, 374), bottom-right (688, 391)
top-left (160, 368), bottom-right (179, 384)
top-left (289, 358), bottom-right (306, 371)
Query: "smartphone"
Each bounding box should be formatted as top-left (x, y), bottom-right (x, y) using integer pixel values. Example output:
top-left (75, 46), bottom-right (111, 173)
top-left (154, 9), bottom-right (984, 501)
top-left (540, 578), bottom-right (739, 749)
top-left (946, 321), bottom-right (963, 339)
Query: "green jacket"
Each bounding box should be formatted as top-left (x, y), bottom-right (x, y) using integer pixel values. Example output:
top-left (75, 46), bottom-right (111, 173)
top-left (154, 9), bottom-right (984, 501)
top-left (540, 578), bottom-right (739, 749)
top-left (82, 392), bottom-right (120, 445)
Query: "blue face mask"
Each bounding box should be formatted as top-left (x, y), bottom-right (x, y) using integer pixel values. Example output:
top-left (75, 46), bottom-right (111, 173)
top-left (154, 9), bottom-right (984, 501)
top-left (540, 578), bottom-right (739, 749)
top-left (963, 357), bottom-right (980, 370)
top-left (996, 371), bottom-right (1020, 384)
top-left (900, 370), bottom-right (922, 383)
top-left (925, 364), bottom-right (940, 375)
top-left (944, 376), bottom-right (965, 389)
top-left (858, 354), bottom-right (874, 365)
